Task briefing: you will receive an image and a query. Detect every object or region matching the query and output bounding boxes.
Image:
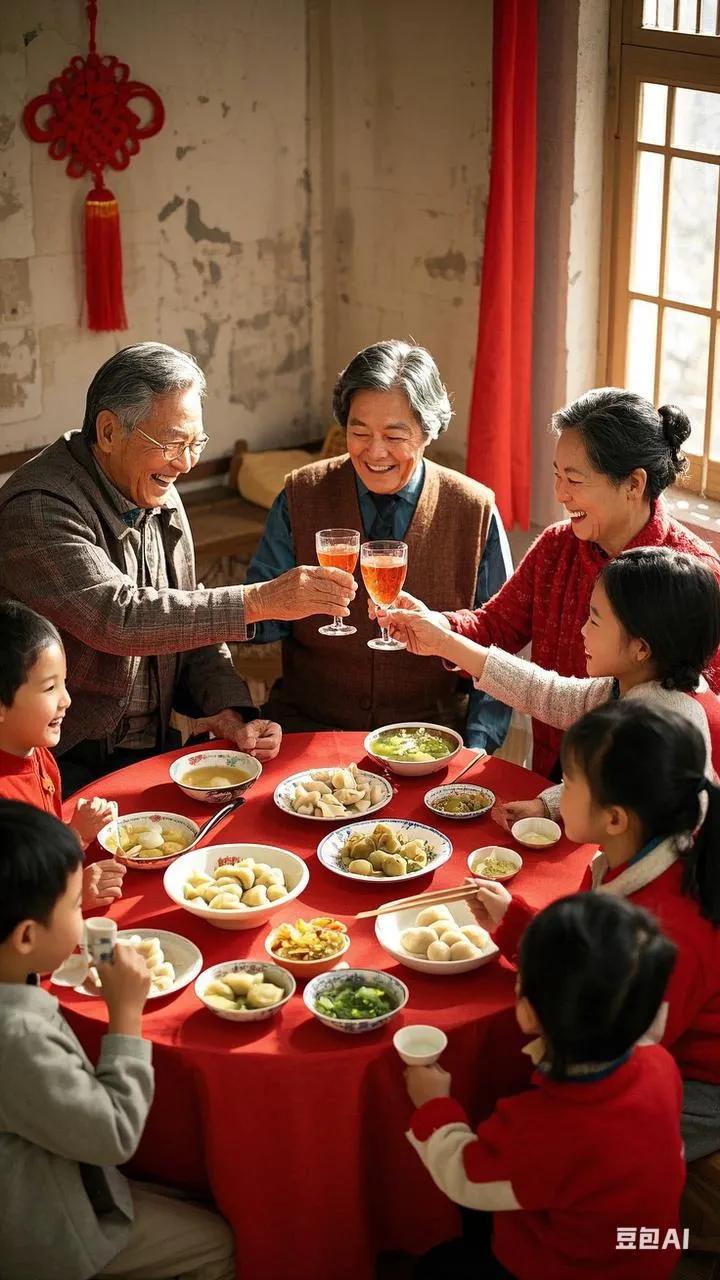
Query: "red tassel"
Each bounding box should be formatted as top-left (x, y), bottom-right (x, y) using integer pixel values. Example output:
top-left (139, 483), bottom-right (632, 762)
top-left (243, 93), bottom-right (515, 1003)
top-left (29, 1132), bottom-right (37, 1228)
top-left (84, 184), bottom-right (127, 331)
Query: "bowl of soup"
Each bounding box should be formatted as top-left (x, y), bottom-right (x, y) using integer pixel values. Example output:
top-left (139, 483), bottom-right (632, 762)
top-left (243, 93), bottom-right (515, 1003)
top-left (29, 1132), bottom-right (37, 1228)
top-left (364, 722), bottom-right (463, 777)
top-left (169, 749), bottom-right (262, 805)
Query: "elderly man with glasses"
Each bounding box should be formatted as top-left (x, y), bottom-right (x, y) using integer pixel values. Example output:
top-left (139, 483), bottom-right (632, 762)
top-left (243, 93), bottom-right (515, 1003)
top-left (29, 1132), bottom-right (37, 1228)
top-left (0, 343), bottom-right (356, 792)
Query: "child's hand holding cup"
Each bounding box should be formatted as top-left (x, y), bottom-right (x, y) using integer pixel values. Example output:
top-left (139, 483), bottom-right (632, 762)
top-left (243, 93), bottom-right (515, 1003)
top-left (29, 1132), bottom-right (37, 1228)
top-left (94, 928), bottom-right (151, 1038)
top-left (394, 1025), bottom-right (451, 1107)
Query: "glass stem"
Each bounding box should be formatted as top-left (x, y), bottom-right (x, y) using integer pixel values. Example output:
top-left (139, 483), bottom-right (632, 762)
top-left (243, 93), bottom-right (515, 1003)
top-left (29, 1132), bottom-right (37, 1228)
top-left (380, 624), bottom-right (390, 644)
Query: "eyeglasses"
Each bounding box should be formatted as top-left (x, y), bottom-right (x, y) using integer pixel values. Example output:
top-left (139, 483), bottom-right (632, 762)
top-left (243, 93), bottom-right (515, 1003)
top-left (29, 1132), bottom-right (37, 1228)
top-left (134, 426), bottom-right (210, 464)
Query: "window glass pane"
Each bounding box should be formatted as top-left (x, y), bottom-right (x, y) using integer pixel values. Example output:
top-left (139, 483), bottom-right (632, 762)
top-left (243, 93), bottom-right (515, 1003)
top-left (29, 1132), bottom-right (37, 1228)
top-left (638, 82), bottom-right (668, 145)
top-left (626, 300), bottom-right (658, 401)
top-left (700, 0), bottom-right (719, 35)
top-left (710, 322), bottom-right (720, 459)
top-left (655, 0), bottom-right (678, 27)
top-left (673, 88), bottom-right (720, 156)
top-left (678, 0), bottom-right (700, 30)
top-left (642, 0), bottom-right (659, 24)
top-left (665, 157), bottom-right (717, 307)
top-left (659, 308), bottom-right (710, 454)
top-left (630, 152), bottom-right (665, 296)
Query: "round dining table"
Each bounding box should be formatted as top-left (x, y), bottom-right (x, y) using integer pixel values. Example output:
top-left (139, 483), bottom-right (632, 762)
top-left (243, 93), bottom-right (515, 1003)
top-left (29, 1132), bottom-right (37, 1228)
top-left (58, 732), bottom-right (592, 1280)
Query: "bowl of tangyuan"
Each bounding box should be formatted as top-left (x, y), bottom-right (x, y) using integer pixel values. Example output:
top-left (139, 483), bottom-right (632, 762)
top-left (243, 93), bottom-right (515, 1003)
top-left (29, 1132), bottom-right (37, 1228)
top-left (364, 722), bottom-right (462, 777)
top-left (169, 749), bottom-right (262, 805)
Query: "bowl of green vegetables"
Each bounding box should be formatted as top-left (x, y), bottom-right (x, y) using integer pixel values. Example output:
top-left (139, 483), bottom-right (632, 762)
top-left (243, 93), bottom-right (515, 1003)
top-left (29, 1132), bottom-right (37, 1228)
top-left (364, 722), bottom-right (462, 777)
top-left (304, 968), bottom-right (409, 1034)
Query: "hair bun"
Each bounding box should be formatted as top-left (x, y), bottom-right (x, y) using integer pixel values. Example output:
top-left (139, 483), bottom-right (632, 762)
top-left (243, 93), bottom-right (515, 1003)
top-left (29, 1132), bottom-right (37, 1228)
top-left (658, 403), bottom-right (691, 451)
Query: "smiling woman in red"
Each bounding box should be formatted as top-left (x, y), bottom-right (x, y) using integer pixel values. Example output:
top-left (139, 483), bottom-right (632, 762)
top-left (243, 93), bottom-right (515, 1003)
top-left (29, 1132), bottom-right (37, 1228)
top-left (386, 389), bottom-right (720, 780)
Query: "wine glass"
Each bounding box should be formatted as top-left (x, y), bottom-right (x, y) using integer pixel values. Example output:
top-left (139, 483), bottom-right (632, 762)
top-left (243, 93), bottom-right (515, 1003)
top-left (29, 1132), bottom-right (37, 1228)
top-left (315, 528), bottom-right (360, 636)
top-left (360, 540), bottom-right (408, 651)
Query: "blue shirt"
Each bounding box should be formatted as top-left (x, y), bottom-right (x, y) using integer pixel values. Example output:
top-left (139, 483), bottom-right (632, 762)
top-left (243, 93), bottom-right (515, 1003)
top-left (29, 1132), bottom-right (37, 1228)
top-left (245, 463), bottom-right (514, 752)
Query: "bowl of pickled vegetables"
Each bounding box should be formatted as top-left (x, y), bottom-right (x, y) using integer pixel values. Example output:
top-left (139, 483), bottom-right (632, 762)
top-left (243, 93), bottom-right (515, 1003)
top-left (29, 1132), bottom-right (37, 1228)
top-left (424, 783), bottom-right (495, 820)
top-left (364, 722), bottom-right (462, 777)
top-left (304, 968), bottom-right (408, 1034)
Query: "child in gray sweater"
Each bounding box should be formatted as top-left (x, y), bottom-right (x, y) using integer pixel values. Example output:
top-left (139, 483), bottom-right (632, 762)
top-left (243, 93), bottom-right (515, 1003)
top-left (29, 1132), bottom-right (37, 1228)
top-left (0, 800), bottom-right (234, 1280)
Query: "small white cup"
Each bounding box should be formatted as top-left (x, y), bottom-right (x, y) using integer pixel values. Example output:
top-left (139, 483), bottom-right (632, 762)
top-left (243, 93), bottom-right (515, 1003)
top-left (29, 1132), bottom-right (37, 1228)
top-left (393, 1024), bottom-right (448, 1065)
top-left (84, 917), bottom-right (118, 965)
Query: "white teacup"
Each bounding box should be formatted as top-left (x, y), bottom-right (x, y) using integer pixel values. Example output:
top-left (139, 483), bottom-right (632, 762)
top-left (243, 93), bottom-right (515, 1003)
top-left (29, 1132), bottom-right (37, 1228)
top-left (393, 1024), bottom-right (448, 1066)
top-left (84, 917), bottom-right (118, 965)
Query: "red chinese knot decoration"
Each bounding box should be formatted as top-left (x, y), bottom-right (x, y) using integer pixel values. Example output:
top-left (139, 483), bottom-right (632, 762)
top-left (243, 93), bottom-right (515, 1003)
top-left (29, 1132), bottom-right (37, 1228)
top-left (22, 1), bottom-right (165, 331)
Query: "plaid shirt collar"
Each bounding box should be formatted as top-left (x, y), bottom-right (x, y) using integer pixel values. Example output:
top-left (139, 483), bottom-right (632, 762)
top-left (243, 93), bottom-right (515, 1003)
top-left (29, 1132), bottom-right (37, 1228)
top-left (89, 450), bottom-right (181, 538)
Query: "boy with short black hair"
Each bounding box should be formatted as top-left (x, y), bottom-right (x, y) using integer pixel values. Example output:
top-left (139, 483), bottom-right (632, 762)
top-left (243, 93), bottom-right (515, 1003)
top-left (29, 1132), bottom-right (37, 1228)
top-left (0, 800), bottom-right (234, 1280)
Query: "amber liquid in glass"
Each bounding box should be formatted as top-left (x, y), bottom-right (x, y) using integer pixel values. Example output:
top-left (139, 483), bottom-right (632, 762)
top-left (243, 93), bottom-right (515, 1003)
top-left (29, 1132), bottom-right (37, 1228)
top-left (361, 557), bottom-right (408, 606)
top-left (317, 547), bottom-right (359, 575)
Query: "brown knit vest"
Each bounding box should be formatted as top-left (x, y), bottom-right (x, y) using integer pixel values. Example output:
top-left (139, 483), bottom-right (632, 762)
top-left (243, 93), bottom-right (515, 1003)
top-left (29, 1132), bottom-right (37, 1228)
top-left (281, 455), bottom-right (493, 731)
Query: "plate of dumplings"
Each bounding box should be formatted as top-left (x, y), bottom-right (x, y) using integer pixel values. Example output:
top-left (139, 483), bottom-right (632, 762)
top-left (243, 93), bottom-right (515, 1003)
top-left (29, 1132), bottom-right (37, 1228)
top-left (375, 901), bottom-right (498, 974)
top-left (77, 929), bottom-right (203, 999)
top-left (317, 819), bottom-right (453, 883)
top-left (273, 764), bottom-right (393, 821)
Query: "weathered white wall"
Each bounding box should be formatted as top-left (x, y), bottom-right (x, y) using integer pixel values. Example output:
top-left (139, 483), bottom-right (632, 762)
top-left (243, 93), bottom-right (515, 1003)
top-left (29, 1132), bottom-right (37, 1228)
top-left (312, 0), bottom-right (493, 469)
top-left (1, 0), bottom-right (311, 458)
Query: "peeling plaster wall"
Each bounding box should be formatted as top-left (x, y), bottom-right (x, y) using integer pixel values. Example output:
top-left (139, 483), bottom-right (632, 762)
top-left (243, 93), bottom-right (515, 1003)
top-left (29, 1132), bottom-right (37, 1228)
top-left (315, 0), bottom-right (493, 469)
top-left (0, 0), bottom-right (311, 457)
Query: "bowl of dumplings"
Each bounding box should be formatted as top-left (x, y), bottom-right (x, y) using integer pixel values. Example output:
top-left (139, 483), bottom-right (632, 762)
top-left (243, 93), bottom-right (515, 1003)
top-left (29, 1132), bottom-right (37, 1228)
top-left (317, 819), bottom-right (453, 883)
top-left (375, 902), bottom-right (498, 975)
top-left (274, 764), bottom-right (392, 821)
top-left (195, 960), bottom-right (296, 1022)
top-left (97, 811), bottom-right (200, 871)
top-left (163, 843), bottom-right (310, 931)
top-left (169, 749), bottom-right (262, 805)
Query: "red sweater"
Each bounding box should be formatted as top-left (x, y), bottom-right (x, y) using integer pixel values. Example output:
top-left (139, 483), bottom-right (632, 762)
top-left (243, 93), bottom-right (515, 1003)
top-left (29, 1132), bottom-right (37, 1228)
top-left (494, 846), bottom-right (720, 1084)
top-left (446, 500), bottom-right (720, 776)
top-left (0, 746), bottom-right (63, 819)
top-left (409, 1047), bottom-right (684, 1280)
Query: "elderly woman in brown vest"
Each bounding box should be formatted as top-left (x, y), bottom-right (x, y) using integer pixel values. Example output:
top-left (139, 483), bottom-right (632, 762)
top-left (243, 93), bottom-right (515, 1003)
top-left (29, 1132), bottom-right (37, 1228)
top-left (245, 340), bottom-right (513, 751)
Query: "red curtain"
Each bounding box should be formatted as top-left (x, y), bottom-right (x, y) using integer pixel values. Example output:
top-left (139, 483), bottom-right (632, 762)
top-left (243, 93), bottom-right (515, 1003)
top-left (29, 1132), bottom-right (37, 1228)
top-left (466, 0), bottom-right (537, 530)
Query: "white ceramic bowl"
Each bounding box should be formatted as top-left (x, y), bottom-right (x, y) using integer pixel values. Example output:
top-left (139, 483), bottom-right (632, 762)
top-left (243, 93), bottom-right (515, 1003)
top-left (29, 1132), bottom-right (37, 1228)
top-left (467, 845), bottom-right (523, 881)
top-left (169, 749), bottom-right (262, 805)
top-left (364, 722), bottom-right (463, 777)
top-left (195, 959), bottom-right (295, 1022)
top-left (424, 782), bottom-right (495, 821)
top-left (375, 898), bottom-right (498, 974)
top-left (163, 843), bottom-right (310, 931)
top-left (273, 766), bottom-right (392, 822)
top-left (97, 811), bottom-right (200, 871)
top-left (511, 817), bottom-right (562, 849)
top-left (393, 1025), bottom-right (448, 1065)
top-left (264, 924), bottom-right (351, 978)
top-left (304, 968), bottom-right (408, 1034)
top-left (317, 819), bottom-right (453, 884)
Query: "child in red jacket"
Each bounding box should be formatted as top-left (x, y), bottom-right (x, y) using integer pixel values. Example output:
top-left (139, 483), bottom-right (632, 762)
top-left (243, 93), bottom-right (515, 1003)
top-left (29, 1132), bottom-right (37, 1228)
top-left (406, 893), bottom-right (684, 1280)
top-left (0, 599), bottom-right (125, 909)
top-left (474, 700), bottom-right (720, 1162)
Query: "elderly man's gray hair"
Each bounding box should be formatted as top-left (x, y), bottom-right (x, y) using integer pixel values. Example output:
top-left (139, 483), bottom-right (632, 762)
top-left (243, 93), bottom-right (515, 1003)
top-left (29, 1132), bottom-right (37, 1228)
top-left (81, 343), bottom-right (206, 442)
top-left (332, 340), bottom-right (452, 441)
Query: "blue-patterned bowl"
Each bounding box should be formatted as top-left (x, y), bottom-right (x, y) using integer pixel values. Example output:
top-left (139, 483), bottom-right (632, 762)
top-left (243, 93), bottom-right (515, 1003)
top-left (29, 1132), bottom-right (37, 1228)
top-left (169, 749), bottom-right (262, 805)
top-left (303, 968), bottom-right (408, 1035)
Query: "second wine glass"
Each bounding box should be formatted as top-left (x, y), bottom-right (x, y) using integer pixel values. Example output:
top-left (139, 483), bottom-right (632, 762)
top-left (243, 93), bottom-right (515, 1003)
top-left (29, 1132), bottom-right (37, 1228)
top-left (315, 528), bottom-right (360, 636)
top-left (360, 540), bottom-right (408, 651)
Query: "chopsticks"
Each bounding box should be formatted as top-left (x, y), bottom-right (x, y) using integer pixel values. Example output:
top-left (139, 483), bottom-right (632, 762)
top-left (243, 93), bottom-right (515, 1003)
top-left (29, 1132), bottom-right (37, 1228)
top-left (356, 882), bottom-right (478, 920)
top-left (446, 748), bottom-right (486, 787)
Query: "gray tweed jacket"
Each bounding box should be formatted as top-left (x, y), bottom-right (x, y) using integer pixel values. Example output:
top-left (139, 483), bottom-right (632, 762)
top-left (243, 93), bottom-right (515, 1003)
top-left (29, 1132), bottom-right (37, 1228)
top-left (0, 432), bottom-right (252, 752)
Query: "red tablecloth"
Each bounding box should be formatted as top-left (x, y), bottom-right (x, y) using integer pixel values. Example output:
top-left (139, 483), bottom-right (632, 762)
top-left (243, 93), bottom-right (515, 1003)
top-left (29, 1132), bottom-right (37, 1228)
top-left (59, 733), bottom-right (592, 1280)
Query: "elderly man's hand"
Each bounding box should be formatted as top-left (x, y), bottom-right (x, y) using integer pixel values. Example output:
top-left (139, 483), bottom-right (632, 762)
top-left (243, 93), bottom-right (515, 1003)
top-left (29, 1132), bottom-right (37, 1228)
top-left (243, 566), bottom-right (357, 624)
top-left (194, 710), bottom-right (282, 761)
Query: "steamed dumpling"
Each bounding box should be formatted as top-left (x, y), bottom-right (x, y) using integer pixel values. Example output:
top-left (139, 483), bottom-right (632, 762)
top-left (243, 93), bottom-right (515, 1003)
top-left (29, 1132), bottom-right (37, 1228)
top-left (331, 769), bottom-right (355, 791)
top-left (437, 928), bottom-right (465, 947)
top-left (246, 981), bottom-right (284, 1009)
top-left (266, 884), bottom-right (287, 902)
top-left (242, 885), bottom-right (269, 907)
top-left (137, 826), bottom-right (164, 849)
top-left (400, 926), bottom-right (438, 955)
top-left (348, 859), bottom-right (374, 876)
top-left (369, 783), bottom-right (386, 805)
top-left (382, 854), bottom-right (407, 877)
top-left (415, 905), bottom-right (453, 928)
top-left (223, 971), bottom-right (263, 996)
top-left (427, 939), bottom-right (452, 963)
top-left (449, 940), bottom-right (482, 962)
top-left (461, 925), bottom-right (489, 951)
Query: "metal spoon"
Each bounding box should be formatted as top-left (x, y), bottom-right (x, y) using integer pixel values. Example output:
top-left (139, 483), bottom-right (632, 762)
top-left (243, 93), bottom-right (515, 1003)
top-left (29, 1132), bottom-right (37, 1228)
top-left (183, 797), bottom-right (245, 851)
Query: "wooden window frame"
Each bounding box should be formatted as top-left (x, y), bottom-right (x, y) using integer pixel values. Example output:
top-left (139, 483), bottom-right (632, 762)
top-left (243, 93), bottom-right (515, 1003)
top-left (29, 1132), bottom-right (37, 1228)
top-left (600, 0), bottom-right (720, 497)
